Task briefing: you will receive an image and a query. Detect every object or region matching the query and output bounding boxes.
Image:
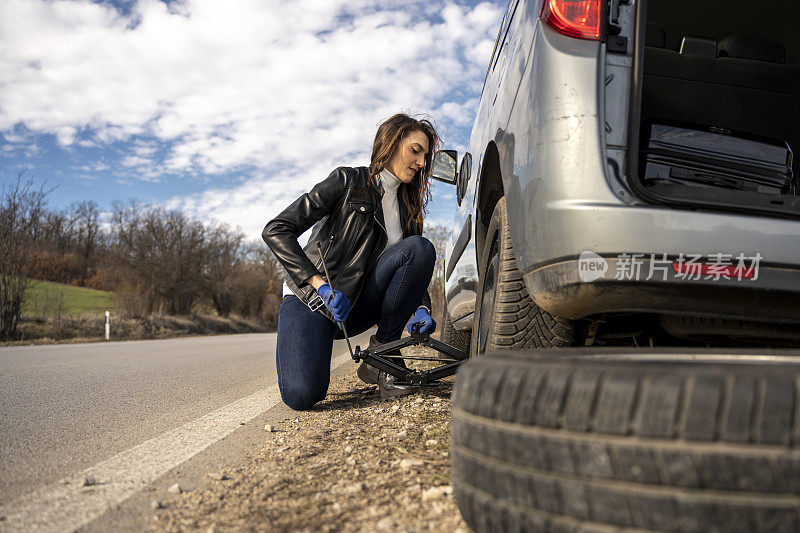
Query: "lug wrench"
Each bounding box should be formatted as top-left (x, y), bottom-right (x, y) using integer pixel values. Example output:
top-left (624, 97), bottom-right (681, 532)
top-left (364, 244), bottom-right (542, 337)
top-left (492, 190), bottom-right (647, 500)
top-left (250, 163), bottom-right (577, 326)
top-left (316, 240), bottom-right (355, 359)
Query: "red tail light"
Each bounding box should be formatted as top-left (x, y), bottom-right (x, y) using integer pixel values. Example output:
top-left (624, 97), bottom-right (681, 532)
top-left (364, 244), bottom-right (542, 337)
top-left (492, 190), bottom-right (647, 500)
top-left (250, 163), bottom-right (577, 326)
top-left (542, 0), bottom-right (603, 40)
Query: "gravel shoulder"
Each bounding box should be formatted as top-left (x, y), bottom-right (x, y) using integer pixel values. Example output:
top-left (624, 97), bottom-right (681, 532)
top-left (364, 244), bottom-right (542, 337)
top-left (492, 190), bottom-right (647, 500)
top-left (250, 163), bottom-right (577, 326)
top-left (6, 313), bottom-right (270, 347)
top-left (151, 346), bottom-right (467, 532)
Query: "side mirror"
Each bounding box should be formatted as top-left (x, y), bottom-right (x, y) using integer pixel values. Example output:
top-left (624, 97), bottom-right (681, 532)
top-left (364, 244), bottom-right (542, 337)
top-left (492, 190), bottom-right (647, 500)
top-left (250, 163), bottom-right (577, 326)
top-left (431, 150), bottom-right (458, 185)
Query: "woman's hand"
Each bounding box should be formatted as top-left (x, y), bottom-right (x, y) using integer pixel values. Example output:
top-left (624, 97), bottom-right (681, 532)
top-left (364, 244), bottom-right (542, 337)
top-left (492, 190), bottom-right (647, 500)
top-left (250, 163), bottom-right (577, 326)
top-left (316, 283), bottom-right (351, 322)
top-left (306, 274), bottom-right (326, 291)
top-left (407, 307), bottom-right (436, 334)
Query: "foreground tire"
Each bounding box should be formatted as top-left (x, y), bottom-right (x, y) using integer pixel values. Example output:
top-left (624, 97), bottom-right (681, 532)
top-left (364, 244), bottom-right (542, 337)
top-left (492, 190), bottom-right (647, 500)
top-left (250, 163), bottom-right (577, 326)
top-left (471, 197), bottom-right (573, 356)
top-left (452, 349), bottom-right (800, 532)
top-left (441, 309), bottom-right (470, 353)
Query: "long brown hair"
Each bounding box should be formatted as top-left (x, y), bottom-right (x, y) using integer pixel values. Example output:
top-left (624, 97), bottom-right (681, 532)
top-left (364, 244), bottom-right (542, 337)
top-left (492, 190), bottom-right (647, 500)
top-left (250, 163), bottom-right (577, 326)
top-left (369, 113), bottom-right (440, 232)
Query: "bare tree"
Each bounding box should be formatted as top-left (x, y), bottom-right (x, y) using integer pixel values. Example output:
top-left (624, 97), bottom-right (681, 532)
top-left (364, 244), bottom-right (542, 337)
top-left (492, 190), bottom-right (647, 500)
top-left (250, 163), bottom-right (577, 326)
top-left (163, 213), bottom-right (207, 314)
top-left (203, 223), bottom-right (245, 317)
top-left (39, 209), bottom-right (74, 255)
top-left (243, 242), bottom-right (284, 295)
top-left (0, 175), bottom-right (47, 340)
top-left (225, 243), bottom-right (284, 324)
top-left (69, 200), bottom-right (101, 285)
top-left (110, 202), bottom-right (207, 315)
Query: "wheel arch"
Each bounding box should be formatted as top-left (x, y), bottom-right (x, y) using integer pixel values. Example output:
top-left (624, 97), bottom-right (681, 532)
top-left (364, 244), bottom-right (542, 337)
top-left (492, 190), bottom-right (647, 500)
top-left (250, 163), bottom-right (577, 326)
top-left (475, 141), bottom-right (504, 277)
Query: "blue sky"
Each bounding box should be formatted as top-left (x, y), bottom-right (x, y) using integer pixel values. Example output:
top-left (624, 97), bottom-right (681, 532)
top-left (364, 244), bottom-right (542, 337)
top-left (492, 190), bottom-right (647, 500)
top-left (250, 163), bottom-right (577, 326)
top-left (0, 0), bottom-right (505, 240)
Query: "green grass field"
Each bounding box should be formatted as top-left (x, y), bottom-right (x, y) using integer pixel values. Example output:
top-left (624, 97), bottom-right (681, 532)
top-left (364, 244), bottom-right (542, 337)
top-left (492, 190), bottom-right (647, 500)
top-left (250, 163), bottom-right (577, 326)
top-left (22, 279), bottom-right (117, 317)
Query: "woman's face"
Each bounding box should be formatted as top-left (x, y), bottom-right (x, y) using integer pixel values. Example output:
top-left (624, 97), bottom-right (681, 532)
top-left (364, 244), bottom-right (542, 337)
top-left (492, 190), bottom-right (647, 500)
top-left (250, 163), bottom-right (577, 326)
top-left (386, 130), bottom-right (429, 184)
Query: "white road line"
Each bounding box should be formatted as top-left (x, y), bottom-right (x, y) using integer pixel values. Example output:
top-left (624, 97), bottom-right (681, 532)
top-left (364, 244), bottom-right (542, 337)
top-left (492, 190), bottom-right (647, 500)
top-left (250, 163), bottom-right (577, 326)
top-left (332, 350), bottom-right (352, 369)
top-left (0, 352), bottom-right (354, 532)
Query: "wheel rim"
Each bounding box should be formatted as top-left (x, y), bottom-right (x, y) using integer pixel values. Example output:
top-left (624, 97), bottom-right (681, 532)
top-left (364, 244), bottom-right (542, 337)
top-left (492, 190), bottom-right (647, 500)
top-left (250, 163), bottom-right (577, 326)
top-left (478, 239), bottom-right (499, 355)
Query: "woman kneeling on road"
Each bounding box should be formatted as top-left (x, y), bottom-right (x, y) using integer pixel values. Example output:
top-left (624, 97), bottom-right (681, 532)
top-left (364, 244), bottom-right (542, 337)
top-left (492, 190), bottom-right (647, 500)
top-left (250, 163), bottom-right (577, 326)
top-left (262, 113), bottom-right (439, 410)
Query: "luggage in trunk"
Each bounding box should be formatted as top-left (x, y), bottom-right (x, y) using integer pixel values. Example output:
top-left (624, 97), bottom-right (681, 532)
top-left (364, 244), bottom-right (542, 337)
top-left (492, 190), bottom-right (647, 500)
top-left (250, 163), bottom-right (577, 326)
top-left (641, 123), bottom-right (795, 195)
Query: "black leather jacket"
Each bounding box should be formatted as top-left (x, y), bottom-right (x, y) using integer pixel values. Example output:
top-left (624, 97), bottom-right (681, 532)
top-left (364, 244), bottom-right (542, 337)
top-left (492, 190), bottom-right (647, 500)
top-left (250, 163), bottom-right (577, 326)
top-left (262, 166), bottom-right (432, 322)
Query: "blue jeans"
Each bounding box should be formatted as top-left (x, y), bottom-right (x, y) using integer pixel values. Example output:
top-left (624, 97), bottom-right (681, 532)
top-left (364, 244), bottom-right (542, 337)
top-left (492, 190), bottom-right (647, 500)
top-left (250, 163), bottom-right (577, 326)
top-left (275, 235), bottom-right (436, 410)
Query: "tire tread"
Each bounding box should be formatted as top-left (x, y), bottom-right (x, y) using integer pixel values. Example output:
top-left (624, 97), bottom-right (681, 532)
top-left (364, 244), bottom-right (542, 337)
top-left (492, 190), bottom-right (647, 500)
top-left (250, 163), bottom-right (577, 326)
top-left (472, 197), bottom-right (574, 356)
top-left (452, 356), bottom-right (800, 532)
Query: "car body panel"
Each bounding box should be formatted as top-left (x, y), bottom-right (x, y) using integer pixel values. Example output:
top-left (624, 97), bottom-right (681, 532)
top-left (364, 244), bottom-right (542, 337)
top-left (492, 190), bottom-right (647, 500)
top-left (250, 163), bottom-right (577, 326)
top-left (445, 0), bottom-right (539, 324)
top-left (444, 0), bottom-right (800, 329)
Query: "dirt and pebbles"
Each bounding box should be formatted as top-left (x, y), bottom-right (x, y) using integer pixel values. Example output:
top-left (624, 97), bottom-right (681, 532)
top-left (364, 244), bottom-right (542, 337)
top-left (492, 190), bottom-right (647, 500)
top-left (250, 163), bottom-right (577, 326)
top-left (151, 346), bottom-right (468, 533)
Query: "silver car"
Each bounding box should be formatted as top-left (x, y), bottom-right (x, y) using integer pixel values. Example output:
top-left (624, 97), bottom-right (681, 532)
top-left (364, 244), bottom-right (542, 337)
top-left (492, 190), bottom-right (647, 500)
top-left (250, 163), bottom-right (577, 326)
top-left (435, 0), bottom-right (800, 354)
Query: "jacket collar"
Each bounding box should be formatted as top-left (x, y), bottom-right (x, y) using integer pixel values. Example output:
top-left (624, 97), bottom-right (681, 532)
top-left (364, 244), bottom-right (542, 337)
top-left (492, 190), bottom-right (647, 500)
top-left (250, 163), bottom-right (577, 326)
top-left (371, 172), bottom-right (385, 199)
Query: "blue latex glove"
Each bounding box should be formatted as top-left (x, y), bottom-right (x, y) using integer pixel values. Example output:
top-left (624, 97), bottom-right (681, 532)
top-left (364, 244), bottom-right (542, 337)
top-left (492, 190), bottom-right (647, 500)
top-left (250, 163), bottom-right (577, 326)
top-left (316, 283), bottom-right (351, 322)
top-left (407, 307), bottom-right (436, 334)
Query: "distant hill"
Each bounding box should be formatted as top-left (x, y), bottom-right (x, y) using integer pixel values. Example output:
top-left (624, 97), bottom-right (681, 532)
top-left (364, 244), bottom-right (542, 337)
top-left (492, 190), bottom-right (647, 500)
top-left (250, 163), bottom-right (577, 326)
top-left (23, 280), bottom-right (117, 318)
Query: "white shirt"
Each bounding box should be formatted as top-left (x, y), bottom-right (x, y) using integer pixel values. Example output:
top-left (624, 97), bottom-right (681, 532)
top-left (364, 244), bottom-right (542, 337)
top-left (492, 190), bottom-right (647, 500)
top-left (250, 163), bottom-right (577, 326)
top-left (379, 168), bottom-right (403, 255)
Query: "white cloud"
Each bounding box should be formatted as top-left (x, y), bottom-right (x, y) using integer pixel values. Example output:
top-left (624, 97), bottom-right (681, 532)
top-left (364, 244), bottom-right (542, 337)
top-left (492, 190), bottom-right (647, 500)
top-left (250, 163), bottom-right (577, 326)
top-left (0, 0), bottom-right (504, 238)
top-left (56, 126), bottom-right (77, 146)
top-left (2, 131), bottom-right (31, 144)
top-left (132, 140), bottom-right (158, 157)
top-left (75, 161), bottom-right (111, 172)
top-left (163, 163), bottom-right (339, 240)
top-left (437, 98), bottom-right (480, 127)
top-left (120, 154), bottom-right (150, 167)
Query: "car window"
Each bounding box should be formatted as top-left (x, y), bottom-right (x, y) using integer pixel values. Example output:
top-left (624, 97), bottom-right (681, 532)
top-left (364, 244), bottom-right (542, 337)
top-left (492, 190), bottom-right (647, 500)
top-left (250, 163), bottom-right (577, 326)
top-left (487, 10), bottom-right (508, 70)
top-left (491, 0), bottom-right (522, 72)
top-left (481, 0), bottom-right (522, 95)
top-left (482, 20), bottom-right (506, 93)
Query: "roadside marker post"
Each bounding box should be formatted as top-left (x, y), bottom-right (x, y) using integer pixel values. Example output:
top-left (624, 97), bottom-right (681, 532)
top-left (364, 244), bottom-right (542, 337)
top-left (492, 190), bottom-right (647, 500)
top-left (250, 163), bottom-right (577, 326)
top-left (104, 311), bottom-right (110, 341)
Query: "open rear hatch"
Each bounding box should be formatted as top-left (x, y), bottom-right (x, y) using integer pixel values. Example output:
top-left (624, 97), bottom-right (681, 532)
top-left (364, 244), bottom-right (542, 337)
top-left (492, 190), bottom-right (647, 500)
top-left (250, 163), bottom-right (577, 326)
top-left (628, 0), bottom-right (800, 218)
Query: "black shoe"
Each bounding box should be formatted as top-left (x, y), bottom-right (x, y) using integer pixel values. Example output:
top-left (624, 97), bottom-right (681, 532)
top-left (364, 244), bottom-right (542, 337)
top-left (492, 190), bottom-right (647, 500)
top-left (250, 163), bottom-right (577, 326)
top-left (357, 335), bottom-right (407, 385)
top-left (378, 370), bottom-right (414, 399)
top-left (356, 360), bottom-right (379, 384)
top-left (356, 335), bottom-right (385, 384)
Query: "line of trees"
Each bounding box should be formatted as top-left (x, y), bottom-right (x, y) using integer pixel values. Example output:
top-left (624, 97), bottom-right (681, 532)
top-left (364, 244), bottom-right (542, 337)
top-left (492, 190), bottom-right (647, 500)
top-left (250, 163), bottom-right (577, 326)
top-left (0, 176), bottom-right (284, 340)
top-left (107, 200), bottom-right (284, 318)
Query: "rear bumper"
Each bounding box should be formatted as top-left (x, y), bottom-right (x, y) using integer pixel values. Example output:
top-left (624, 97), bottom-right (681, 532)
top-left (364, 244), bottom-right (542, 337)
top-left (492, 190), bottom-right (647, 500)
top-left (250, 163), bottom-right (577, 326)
top-left (525, 256), bottom-right (800, 323)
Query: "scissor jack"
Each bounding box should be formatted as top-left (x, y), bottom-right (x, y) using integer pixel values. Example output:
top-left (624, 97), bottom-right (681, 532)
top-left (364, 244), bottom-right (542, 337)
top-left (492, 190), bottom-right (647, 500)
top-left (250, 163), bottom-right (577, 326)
top-left (352, 323), bottom-right (468, 386)
top-left (314, 240), bottom-right (467, 385)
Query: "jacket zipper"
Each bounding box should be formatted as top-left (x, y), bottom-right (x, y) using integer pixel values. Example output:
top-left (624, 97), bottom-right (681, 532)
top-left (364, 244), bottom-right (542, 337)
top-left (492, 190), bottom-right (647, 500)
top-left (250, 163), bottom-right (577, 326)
top-left (346, 213), bottom-right (388, 310)
top-left (348, 212), bottom-right (387, 310)
top-left (315, 235), bottom-right (335, 280)
top-left (374, 214), bottom-right (387, 234)
top-left (336, 217), bottom-right (362, 286)
top-left (327, 196), bottom-right (385, 309)
top-left (322, 234), bottom-right (334, 261)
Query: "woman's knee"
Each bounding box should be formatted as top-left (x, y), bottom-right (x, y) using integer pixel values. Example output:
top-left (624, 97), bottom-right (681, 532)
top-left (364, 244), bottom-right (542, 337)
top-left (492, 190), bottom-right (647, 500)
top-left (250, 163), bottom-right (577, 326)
top-left (280, 384), bottom-right (324, 411)
top-left (404, 235), bottom-right (436, 265)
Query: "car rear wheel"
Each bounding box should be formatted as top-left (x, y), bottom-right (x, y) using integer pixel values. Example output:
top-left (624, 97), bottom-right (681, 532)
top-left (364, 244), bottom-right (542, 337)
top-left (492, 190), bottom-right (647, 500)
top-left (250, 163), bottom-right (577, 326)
top-left (441, 308), bottom-right (470, 353)
top-left (452, 349), bottom-right (800, 532)
top-left (471, 197), bottom-right (574, 356)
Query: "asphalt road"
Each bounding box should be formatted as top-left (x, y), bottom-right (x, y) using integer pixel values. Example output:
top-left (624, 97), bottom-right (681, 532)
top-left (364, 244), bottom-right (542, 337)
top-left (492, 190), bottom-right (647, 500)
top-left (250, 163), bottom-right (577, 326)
top-left (0, 331), bottom-right (371, 530)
